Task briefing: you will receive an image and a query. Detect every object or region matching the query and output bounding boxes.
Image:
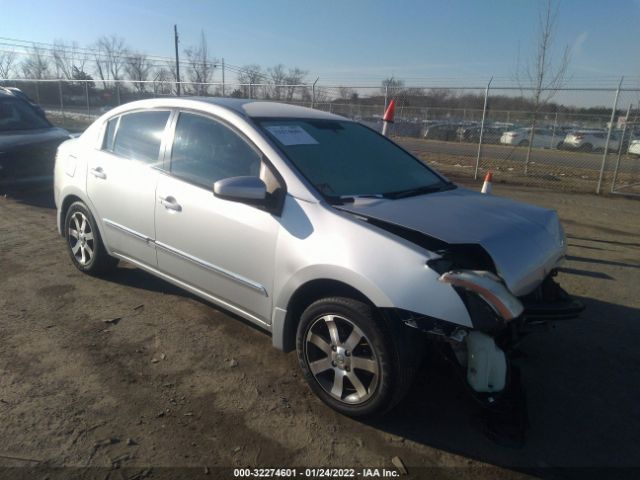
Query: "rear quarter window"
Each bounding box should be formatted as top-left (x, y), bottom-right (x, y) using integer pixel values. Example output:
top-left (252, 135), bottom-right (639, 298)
top-left (102, 117), bottom-right (118, 151)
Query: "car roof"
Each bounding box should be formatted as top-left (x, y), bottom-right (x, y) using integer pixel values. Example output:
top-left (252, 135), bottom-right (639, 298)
top-left (115, 97), bottom-right (346, 121)
top-left (195, 97), bottom-right (343, 119)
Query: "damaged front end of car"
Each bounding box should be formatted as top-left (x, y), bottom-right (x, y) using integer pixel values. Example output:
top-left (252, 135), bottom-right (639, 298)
top-left (392, 260), bottom-right (583, 401)
top-left (339, 190), bottom-right (584, 401)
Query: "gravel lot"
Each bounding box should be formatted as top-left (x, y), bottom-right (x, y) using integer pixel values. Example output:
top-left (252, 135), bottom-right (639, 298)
top-left (1, 181), bottom-right (639, 479)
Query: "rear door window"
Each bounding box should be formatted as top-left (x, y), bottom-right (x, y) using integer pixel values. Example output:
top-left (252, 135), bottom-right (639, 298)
top-left (112, 111), bottom-right (170, 164)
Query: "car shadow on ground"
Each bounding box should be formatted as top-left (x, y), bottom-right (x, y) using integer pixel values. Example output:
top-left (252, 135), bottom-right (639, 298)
top-left (99, 264), bottom-right (274, 338)
top-left (364, 295), bottom-right (640, 479)
top-left (1, 182), bottom-right (56, 209)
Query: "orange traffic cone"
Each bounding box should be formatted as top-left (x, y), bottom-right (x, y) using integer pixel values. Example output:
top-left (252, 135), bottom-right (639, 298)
top-left (481, 171), bottom-right (493, 194)
top-left (381, 99), bottom-right (396, 137)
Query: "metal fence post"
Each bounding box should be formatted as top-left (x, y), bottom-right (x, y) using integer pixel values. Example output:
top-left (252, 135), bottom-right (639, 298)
top-left (311, 77), bottom-right (318, 109)
top-left (474, 77), bottom-right (492, 180)
top-left (596, 77), bottom-right (623, 194)
top-left (551, 111), bottom-right (559, 147)
top-left (58, 80), bottom-right (65, 122)
top-left (116, 82), bottom-right (121, 105)
top-left (611, 103), bottom-right (632, 193)
top-left (384, 86), bottom-right (388, 114)
top-left (221, 58), bottom-right (225, 97)
top-left (85, 81), bottom-right (90, 115)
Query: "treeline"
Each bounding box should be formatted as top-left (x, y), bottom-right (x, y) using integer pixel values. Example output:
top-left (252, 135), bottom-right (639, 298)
top-left (334, 79), bottom-right (615, 115)
top-left (0, 33), bottom-right (309, 101)
top-left (0, 35), bottom-right (617, 114)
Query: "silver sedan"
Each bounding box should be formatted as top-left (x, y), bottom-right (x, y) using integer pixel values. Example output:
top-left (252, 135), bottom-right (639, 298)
top-left (54, 98), bottom-right (582, 416)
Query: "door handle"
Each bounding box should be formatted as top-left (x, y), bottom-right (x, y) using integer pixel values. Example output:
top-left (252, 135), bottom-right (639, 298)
top-left (159, 196), bottom-right (182, 212)
top-left (89, 167), bottom-right (107, 179)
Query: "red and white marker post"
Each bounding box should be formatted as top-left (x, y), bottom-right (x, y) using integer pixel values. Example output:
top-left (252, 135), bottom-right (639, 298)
top-left (481, 171), bottom-right (493, 194)
top-left (381, 99), bottom-right (396, 137)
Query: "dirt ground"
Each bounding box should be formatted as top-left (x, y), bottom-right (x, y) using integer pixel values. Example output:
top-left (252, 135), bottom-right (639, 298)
top-left (1, 181), bottom-right (639, 480)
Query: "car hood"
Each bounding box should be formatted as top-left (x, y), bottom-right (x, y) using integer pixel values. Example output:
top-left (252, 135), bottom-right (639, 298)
top-left (0, 127), bottom-right (70, 150)
top-left (338, 187), bottom-right (566, 296)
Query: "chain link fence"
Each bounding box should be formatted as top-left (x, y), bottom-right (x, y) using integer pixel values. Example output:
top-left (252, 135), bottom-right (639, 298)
top-left (2, 78), bottom-right (639, 196)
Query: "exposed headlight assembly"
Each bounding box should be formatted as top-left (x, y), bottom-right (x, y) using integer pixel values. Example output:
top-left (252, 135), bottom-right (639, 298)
top-left (439, 270), bottom-right (524, 321)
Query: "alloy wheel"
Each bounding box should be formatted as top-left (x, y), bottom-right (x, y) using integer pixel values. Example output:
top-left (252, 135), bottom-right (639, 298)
top-left (304, 314), bottom-right (380, 404)
top-left (68, 211), bottom-right (95, 266)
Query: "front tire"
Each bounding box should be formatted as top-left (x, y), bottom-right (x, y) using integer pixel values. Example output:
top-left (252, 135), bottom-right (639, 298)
top-left (296, 297), bottom-right (416, 417)
top-left (64, 201), bottom-right (117, 275)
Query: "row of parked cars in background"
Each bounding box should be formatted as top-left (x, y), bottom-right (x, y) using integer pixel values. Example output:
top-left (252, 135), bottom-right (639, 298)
top-left (422, 120), bottom-right (640, 154)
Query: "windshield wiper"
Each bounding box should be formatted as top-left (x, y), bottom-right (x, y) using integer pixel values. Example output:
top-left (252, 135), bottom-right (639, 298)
top-left (383, 182), bottom-right (456, 199)
top-left (325, 193), bottom-right (384, 205)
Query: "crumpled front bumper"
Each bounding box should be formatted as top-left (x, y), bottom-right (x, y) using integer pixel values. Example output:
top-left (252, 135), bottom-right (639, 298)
top-left (397, 269), bottom-right (583, 338)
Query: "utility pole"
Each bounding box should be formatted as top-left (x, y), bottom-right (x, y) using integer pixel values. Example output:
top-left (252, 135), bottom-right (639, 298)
top-left (222, 58), bottom-right (225, 97)
top-left (174, 24), bottom-right (181, 96)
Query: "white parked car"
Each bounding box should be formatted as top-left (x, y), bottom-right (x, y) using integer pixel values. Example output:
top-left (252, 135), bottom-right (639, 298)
top-left (500, 128), bottom-right (561, 149)
top-left (54, 98), bottom-right (583, 416)
top-left (628, 139), bottom-right (640, 156)
top-left (562, 131), bottom-right (621, 152)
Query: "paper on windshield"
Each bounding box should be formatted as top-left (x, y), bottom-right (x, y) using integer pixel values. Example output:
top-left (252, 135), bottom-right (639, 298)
top-left (265, 125), bottom-right (318, 146)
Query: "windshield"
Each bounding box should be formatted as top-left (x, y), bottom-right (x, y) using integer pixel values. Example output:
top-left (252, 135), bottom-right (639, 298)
top-left (0, 97), bottom-right (50, 132)
top-left (256, 118), bottom-right (448, 199)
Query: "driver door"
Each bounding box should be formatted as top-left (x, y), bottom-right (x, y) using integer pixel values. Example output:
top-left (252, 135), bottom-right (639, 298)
top-left (154, 111), bottom-right (281, 324)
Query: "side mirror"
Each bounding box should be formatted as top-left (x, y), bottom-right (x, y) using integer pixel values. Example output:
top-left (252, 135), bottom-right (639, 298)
top-left (213, 176), bottom-right (267, 203)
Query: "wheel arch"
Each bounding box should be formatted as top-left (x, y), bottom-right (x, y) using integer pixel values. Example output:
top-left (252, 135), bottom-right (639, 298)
top-left (59, 193), bottom-right (84, 236)
top-left (273, 278), bottom-right (377, 353)
top-left (58, 190), bottom-right (110, 254)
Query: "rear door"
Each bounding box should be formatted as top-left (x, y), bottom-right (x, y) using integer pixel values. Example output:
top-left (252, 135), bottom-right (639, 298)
top-left (86, 110), bottom-right (171, 267)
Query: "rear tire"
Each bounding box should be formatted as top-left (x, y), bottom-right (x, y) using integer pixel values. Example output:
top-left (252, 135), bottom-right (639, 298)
top-left (296, 297), bottom-right (418, 417)
top-left (64, 201), bottom-right (118, 275)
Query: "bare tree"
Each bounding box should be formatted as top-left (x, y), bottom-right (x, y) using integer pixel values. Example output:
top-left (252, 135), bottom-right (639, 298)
top-left (152, 66), bottom-right (173, 95)
top-left (313, 86), bottom-right (330, 105)
top-left (338, 86), bottom-right (356, 101)
top-left (21, 44), bottom-right (50, 79)
top-left (236, 64), bottom-right (264, 98)
top-left (93, 36), bottom-right (129, 88)
top-left (0, 51), bottom-right (17, 78)
top-left (516, 0), bottom-right (571, 172)
top-left (259, 65), bottom-right (307, 101)
top-left (183, 31), bottom-right (216, 95)
top-left (52, 40), bottom-right (89, 80)
top-left (284, 67), bottom-right (307, 101)
top-left (125, 52), bottom-right (153, 93)
top-left (268, 64), bottom-right (287, 100)
top-left (381, 77), bottom-right (405, 99)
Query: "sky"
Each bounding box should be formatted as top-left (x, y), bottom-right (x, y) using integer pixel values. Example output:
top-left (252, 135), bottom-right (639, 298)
top-left (1, 0), bottom-right (640, 90)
